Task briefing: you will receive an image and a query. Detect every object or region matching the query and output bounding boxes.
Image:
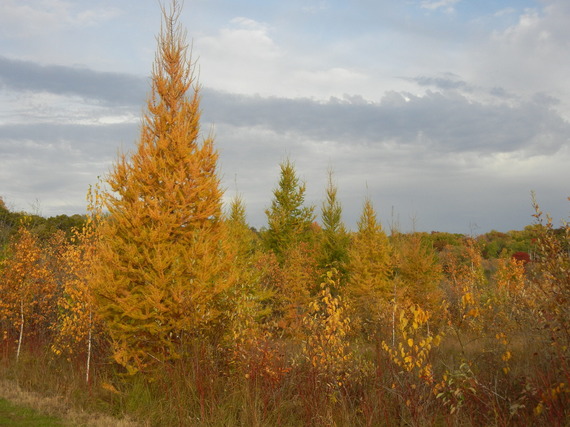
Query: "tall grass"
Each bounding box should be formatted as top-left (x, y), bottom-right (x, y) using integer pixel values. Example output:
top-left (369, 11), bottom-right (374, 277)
top-left (1, 324), bottom-right (569, 426)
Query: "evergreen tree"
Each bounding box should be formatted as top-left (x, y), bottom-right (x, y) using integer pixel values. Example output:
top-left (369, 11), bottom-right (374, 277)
top-left (392, 232), bottom-right (443, 311)
top-left (264, 158), bottom-right (315, 264)
top-left (92, 1), bottom-right (230, 374)
top-left (319, 169), bottom-right (349, 282)
top-left (227, 195), bottom-right (258, 262)
top-left (346, 197), bottom-right (392, 333)
top-left (225, 195), bottom-right (271, 322)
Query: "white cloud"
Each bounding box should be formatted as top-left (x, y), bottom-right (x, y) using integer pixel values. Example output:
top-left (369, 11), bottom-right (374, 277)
top-left (194, 16), bottom-right (402, 100)
top-left (293, 68), bottom-right (367, 95)
top-left (466, 0), bottom-right (570, 118)
top-left (420, 0), bottom-right (460, 13)
top-left (0, 0), bottom-right (71, 38)
top-left (229, 17), bottom-right (268, 32)
top-left (494, 8), bottom-right (516, 18)
top-left (302, 1), bottom-right (328, 14)
top-left (195, 17), bottom-right (284, 94)
top-left (0, 0), bottom-right (121, 39)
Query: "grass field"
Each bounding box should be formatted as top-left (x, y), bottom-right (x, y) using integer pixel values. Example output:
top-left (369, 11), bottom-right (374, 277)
top-left (0, 379), bottom-right (140, 427)
top-left (0, 397), bottom-right (64, 426)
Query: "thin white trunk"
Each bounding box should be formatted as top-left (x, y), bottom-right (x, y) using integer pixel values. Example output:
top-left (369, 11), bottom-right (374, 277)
top-left (16, 299), bottom-right (24, 362)
top-left (86, 310), bottom-right (92, 384)
top-left (392, 304), bottom-right (396, 347)
top-left (392, 281), bottom-right (397, 347)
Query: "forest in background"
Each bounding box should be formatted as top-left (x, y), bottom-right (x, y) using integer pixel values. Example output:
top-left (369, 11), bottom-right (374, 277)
top-left (1, 2), bottom-right (569, 426)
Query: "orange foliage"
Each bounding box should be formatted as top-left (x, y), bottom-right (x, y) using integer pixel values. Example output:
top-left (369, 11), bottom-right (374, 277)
top-left (0, 224), bottom-right (57, 358)
top-left (91, 2), bottom-right (232, 375)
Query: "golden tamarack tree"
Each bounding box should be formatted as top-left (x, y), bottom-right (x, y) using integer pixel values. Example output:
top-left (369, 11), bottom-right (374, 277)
top-left (92, 2), bottom-right (231, 374)
top-left (264, 158), bottom-right (315, 264)
top-left (346, 197), bottom-right (392, 334)
top-left (263, 159), bottom-right (318, 333)
top-left (392, 232), bottom-right (443, 312)
top-left (319, 170), bottom-right (349, 282)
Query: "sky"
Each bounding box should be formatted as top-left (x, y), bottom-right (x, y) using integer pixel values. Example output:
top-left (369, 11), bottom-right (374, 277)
top-left (0, 0), bottom-right (569, 234)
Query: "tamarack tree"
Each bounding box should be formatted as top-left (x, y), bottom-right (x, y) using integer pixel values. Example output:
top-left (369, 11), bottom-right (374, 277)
top-left (263, 159), bottom-right (317, 333)
top-left (346, 197), bottom-right (392, 334)
top-left (392, 233), bottom-right (443, 313)
top-left (319, 170), bottom-right (349, 283)
top-left (92, 1), bottom-right (231, 375)
top-left (264, 158), bottom-right (315, 264)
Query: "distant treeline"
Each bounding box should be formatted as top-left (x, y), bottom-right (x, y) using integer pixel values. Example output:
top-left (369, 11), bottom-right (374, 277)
top-left (0, 197), bottom-right (86, 250)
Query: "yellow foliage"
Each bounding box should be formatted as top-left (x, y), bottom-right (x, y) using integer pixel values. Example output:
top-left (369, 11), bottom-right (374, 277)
top-left (91, 2), bottom-right (232, 375)
top-left (382, 304), bottom-right (443, 384)
top-left (301, 269), bottom-right (353, 392)
top-left (50, 186), bottom-right (103, 384)
top-left (346, 198), bottom-right (392, 334)
top-left (0, 224), bottom-right (58, 357)
top-left (392, 232), bottom-right (444, 314)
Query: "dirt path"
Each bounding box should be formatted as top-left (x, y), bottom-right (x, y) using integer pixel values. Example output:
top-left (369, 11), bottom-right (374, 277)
top-left (0, 380), bottom-right (141, 426)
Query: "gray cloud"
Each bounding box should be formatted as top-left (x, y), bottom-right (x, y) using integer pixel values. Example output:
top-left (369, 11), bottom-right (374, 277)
top-left (1, 59), bottom-right (568, 232)
top-left (5, 57), bottom-right (565, 163)
top-left (409, 73), bottom-right (471, 91)
top-left (0, 56), bottom-right (148, 106)
top-left (201, 88), bottom-right (570, 156)
top-left (0, 122), bottom-right (138, 158)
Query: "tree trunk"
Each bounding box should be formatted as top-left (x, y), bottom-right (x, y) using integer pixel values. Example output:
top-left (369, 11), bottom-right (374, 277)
top-left (86, 310), bottom-right (92, 384)
top-left (16, 299), bottom-right (24, 362)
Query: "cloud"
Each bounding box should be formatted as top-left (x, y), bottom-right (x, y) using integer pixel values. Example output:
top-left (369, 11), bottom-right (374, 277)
top-left (410, 73), bottom-right (470, 91)
top-left (420, 0), bottom-right (460, 12)
top-left (198, 85), bottom-right (569, 232)
top-left (0, 122), bottom-right (137, 157)
top-left (0, 0), bottom-right (122, 39)
top-left (193, 16), bottom-right (378, 99)
top-left (0, 56), bottom-right (147, 106)
top-left (0, 56), bottom-right (144, 214)
top-left (1, 2), bottom-right (569, 233)
top-left (302, 1), bottom-right (328, 14)
top-left (201, 88), bottom-right (570, 157)
top-left (466, 0), bottom-right (570, 117)
top-left (210, 116), bottom-right (570, 233)
top-left (493, 8), bottom-right (516, 18)
top-left (194, 17), bottom-right (287, 95)
top-left (1, 72), bottom-right (567, 231)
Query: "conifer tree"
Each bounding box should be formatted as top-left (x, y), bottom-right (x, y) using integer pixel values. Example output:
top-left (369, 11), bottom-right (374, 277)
top-left (392, 233), bottom-right (443, 311)
top-left (92, 1), bottom-right (230, 374)
top-left (319, 170), bottom-right (349, 282)
top-left (346, 197), bottom-right (392, 333)
top-left (225, 195), bottom-right (272, 327)
top-left (227, 195), bottom-right (258, 263)
top-left (264, 158), bottom-right (315, 263)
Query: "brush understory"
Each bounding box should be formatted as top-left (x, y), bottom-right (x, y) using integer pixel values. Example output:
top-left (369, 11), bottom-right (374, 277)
top-left (0, 353), bottom-right (140, 426)
top-left (1, 331), bottom-right (568, 427)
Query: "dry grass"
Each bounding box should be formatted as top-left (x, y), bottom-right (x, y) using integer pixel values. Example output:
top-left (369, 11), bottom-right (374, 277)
top-left (0, 379), bottom-right (142, 427)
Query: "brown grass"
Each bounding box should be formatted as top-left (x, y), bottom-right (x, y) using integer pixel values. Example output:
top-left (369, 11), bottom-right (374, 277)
top-left (0, 379), bottom-right (142, 427)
